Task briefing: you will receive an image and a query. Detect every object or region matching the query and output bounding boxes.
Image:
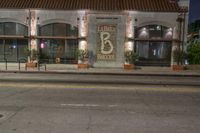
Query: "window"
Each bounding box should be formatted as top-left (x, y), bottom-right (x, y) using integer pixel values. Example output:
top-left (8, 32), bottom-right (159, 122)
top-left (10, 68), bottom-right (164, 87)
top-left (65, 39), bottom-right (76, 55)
top-left (0, 23), bottom-right (3, 35)
top-left (0, 22), bottom-right (28, 36)
top-left (135, 25), bottom-right (172, 66)
top-left (4, 22), bottom-right (16, 35)
top-left (40, 24), bottom-right (53, 36)
top-left (0, 22), bottom-right (28, 62)
top-left (53, 23), bottom-right (66, 36)
top-left (39, 23), bottom-right (78, 37)
top-left (136, 25), bottom-right (172, 40)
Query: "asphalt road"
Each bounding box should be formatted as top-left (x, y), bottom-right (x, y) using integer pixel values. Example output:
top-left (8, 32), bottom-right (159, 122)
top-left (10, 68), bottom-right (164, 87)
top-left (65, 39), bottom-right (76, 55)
top-left (0, 73), bottom-right (200, 86)
top-left (0, 82), bottom-right (200, 133)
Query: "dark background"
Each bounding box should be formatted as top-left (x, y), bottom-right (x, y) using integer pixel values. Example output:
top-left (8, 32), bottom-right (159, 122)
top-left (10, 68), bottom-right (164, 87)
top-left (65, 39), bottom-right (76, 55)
top-left (189, 0), bottom-right (200, 23)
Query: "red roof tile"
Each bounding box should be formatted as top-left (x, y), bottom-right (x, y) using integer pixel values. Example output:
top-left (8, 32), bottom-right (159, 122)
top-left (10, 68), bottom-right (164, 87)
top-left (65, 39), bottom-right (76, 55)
top-left (0, 0), bottom-right (183, 12)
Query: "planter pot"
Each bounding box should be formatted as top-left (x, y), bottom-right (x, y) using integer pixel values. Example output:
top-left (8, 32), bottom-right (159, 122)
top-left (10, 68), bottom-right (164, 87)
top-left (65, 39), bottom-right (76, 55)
top-left (172, 65), bottom-right (185, 71)
top-left (78, 64), bottom-right (89, 69)
top-left (25, 62), bottom-right (37, 68)
top-left (124, 64), bottom-right (135, 70)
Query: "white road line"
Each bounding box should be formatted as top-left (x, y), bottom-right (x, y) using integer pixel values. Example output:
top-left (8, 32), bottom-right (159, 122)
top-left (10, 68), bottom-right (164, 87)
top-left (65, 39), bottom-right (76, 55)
top-left (60, 103), bottom-right (118, 108)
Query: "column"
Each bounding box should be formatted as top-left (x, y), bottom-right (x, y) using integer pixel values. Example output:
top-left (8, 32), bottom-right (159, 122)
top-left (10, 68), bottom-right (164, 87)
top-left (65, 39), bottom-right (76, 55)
top-left (30, 10), bottom-right (38, 51)
top-left (171, 26), bottom-right (179, 66)
top-left (77, 15), bottom-right (88, 68)
top-left (125, 16), bottom-right (134, 52)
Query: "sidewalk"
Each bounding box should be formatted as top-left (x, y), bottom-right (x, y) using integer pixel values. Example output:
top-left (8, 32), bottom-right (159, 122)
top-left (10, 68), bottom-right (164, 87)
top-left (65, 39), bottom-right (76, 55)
top-left (0, 63), bottom-right (200, 77)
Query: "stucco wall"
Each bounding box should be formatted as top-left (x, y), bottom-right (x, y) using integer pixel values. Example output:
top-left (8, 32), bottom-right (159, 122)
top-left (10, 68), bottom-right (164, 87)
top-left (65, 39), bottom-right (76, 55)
top-left (0, 9), bottom-right (28, 26)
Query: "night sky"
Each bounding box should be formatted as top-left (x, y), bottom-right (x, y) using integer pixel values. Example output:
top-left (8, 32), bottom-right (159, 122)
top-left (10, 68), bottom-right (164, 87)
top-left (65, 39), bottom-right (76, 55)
top-left (189, 0), bottom-right (200, 23)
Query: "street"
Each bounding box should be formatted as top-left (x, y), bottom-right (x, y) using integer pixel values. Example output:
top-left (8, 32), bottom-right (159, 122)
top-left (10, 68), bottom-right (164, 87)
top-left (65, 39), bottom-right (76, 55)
top-left (0, 81), bottom-right (200, 133)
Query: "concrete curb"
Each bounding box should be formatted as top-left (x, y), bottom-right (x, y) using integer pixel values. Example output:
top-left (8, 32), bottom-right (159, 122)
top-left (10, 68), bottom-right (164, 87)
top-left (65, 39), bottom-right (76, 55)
top-left (1, 78), bottom-right (200, 87)
top-left (1, 70), bottom-right (200, 77)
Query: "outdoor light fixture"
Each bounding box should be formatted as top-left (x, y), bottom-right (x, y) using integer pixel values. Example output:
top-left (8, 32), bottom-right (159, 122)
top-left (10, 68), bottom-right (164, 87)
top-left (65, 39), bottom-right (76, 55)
top-left (125, 41), bottom-right (133, 51)
top-left (79, 40), bottom-right (87, 50)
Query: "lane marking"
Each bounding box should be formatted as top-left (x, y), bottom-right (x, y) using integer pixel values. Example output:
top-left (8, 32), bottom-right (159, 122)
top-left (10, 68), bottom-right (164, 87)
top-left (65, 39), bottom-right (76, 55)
top-left (60, 103), bottom-right (118, 108)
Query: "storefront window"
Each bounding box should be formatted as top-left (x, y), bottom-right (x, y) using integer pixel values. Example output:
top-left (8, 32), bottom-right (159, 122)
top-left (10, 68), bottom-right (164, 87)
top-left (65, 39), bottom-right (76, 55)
top-left (0, 39), bottom-right (28, 62)
top-left (135, 25), bottom-right (172, 66)
top-left (39, 23), bottom-right (78, 64)
top-left (39, 39), bottom-right (78, 64)
top-left (0, 23), bottom-right (3, 35)
top-left (0, 22), bottom-right (28, 62)
top-left (135, 41), bottom-right (171, 60)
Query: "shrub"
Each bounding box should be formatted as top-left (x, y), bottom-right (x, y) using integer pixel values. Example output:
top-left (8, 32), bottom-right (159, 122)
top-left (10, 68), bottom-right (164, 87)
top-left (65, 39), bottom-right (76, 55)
top-left (187, 42), bottom-right (200, 64)
top-left (77, 49), bottom-right (88, 61)
top-left (124, 51), bottom-right (138, 64)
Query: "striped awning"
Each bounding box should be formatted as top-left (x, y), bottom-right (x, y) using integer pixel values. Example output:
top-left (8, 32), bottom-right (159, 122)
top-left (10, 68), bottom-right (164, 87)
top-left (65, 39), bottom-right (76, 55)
top-left (0, 0), bottom-right (183, 12)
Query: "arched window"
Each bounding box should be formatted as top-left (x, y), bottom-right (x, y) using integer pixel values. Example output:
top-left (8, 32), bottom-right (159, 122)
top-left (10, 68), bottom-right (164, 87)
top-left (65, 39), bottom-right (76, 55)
top-left (0, 22), bottom-right (28, 62)
top-left (39, 23), bottom-right (78, 37)
top-left (136, 25), bottom-right (172, 40)
top-left (0, 22), bottom-right (28, 36)
top-left (135, 25), bottom-right (172, 66)
top-left (38, 23), bottom-right (78, 64)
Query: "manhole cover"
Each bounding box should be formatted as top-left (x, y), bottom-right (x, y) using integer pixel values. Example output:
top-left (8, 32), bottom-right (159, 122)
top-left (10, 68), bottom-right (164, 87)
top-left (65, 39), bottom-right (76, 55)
top-left (0, 114), bottom-right (3, 118)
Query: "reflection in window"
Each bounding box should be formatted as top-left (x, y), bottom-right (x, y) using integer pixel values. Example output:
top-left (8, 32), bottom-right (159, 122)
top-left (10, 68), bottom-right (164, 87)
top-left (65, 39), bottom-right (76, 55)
top-left (136, 25), bottom-right (172, 40)
top-left (135, 41), bottom-right (172, 60)
top-left (137, 27), bottom-right (149, 39)
top-left (149, 25), bottom-right (162, 39)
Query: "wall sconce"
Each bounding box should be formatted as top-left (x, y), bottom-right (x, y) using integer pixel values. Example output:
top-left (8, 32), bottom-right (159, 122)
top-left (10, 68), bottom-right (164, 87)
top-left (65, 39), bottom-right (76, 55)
top-left (37, 17), bottom-right (40, 25)
top-left (125, 41), bottom-right (133, 51)
top-left (79, 40), bottom-right (87, 50)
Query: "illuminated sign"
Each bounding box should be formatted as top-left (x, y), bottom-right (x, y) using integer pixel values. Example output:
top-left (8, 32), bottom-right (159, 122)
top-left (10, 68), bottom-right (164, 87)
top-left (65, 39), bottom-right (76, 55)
top-left (96, 25), bottom-right (117, 60)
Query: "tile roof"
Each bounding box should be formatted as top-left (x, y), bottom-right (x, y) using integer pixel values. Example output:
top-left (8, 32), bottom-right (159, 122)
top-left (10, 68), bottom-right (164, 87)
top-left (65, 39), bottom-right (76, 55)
top-left (0, 0), bottom-right (182, 12)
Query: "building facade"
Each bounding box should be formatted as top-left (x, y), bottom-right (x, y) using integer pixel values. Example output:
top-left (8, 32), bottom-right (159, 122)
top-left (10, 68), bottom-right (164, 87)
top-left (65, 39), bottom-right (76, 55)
top-left (0, 0), bottom-right (190, 68)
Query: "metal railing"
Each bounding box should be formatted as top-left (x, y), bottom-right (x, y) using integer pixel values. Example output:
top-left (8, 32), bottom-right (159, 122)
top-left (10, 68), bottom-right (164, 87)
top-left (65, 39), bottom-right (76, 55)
top-left (18, 58), bottom-right (27, 71)
top-left (38, 59), bottom-right (47, 71)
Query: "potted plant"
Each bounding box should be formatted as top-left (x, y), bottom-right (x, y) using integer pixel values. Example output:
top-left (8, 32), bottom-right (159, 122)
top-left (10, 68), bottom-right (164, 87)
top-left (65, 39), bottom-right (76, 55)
top-left (24, 48), bottom-right (39, 68)
top-left (124, 50), bottom-right (138, 69)
top-left (77, 49), bottom-right (89, 69)
top-left (172, 48), bottom-right (185, 71)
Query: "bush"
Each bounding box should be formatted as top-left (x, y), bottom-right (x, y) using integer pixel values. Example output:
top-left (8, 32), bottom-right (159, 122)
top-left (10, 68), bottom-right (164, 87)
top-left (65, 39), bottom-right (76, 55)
top-left (124, 51), bottom-right (138, 64)
top-left (187, 42), bottom-right (200, 64)
top-left (77, 49), bottom-right (88, 61)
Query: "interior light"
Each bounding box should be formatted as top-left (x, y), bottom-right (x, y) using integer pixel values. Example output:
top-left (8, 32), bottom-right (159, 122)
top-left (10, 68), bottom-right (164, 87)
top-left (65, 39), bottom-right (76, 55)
top-left (40, 42), bottom-right (45, 49)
